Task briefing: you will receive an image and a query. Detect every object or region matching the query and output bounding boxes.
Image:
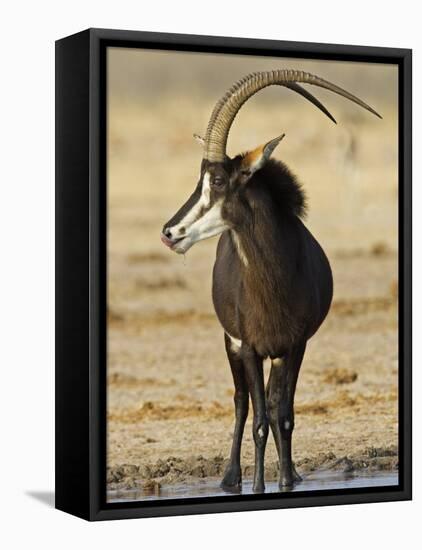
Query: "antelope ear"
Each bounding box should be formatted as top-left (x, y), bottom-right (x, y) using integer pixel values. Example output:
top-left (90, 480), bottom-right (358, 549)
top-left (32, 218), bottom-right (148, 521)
top-left (241, 133), bottom-right (285, 175)
top-left (193, 133), bottom-right (206, 147)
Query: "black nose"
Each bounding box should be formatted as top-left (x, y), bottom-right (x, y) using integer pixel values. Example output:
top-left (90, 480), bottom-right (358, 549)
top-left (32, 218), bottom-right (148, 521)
top-left (163, 227), bottom-right (172, 239)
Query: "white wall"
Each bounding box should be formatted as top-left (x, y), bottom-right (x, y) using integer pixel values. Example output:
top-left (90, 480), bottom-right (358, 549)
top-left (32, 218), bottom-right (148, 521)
top-left (0, 1), bottom-right (418, 548)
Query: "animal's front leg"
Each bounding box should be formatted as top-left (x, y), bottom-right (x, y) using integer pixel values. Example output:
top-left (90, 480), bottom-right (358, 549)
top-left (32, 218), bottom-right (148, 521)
top-left (221, 334), bottom-right (249, 490)
top-left (242, 344), bottom-right (268, 493)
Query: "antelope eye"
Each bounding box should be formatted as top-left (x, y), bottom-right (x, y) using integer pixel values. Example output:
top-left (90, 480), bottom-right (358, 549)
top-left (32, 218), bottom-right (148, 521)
top-left (212, 176), bottom-right (225, 187)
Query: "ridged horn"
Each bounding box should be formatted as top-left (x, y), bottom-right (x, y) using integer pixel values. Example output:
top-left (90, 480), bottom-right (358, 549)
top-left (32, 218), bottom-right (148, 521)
top-left (203, 70), bottom-right (382, 163)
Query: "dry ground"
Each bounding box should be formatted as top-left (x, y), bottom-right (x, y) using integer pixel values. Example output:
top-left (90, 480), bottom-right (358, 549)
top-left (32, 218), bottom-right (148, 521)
top-left (106, 56), bottom-right (398, 493)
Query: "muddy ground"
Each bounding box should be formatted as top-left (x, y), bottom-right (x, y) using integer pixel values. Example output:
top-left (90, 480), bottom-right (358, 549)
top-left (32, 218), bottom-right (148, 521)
top-left (106, 52), bottom-right (398, 494)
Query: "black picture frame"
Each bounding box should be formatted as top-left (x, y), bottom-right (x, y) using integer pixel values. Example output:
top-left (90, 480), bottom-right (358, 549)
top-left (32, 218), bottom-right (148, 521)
top-left (55, 28), bottom-right (412, 521)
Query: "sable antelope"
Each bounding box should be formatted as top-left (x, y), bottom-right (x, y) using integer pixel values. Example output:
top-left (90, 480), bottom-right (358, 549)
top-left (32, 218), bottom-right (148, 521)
top-left (161, 70), bottom-right (380, 492)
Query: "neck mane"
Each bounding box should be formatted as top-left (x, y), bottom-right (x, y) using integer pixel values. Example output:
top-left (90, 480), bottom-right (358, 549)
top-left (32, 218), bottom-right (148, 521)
top-left (233, 159), bottom-right (306, 270)
top-left (229, 161), bottom-right (309, 347)
top-left (230, 160), bottom-right (308, 338)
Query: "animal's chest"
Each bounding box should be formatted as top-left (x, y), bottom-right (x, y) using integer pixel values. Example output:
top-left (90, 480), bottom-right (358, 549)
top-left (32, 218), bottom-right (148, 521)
top-left (212, 236), bottom-right (304, 357)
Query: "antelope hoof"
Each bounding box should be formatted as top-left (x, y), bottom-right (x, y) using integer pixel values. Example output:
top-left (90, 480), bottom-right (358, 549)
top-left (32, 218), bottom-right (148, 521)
top-left (279, 469), bottom-right (295, 488)
top-left (220, 465), bottom-right (242, 489)
top-left (253, 479), bottom-right (265, 493)
top-left (292, 465), bottom-right (302, 482)
top-left (279, 476), bottom-right (294, 489)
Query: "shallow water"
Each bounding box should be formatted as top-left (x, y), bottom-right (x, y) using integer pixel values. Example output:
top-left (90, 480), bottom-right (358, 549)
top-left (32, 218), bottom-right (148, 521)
top-left (107, 470), bottom-right (398, 503)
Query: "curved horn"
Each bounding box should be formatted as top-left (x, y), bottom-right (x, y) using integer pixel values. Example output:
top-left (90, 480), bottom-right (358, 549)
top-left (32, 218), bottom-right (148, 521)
top-left (283, 83), bottom-right (337, 125)
top-left (203, 70), bottom-right (381, 162)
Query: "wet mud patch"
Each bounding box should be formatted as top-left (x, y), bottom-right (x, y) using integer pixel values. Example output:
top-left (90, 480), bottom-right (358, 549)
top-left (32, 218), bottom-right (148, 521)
top-left (107, 445), bottom-right (398, 492)
top-left (108, 470), bottom-right (399, 502)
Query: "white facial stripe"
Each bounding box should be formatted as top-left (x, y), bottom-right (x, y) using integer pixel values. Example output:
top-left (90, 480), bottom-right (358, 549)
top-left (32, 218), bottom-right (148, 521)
top-left (202, 172), bottom-right (211, 205)
top-left (188, 201), bottom-right (226, 242)
top-left (170, 172), bottom-right (211, 235)
top-left (171, 200), bottom-right (227, 254)
top-left (169, 172), bottom-right (229, 254)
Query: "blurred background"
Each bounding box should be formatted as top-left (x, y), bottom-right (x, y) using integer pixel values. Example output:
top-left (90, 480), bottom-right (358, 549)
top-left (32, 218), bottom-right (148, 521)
top-left (107, 47), bottom-right (398, 496)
